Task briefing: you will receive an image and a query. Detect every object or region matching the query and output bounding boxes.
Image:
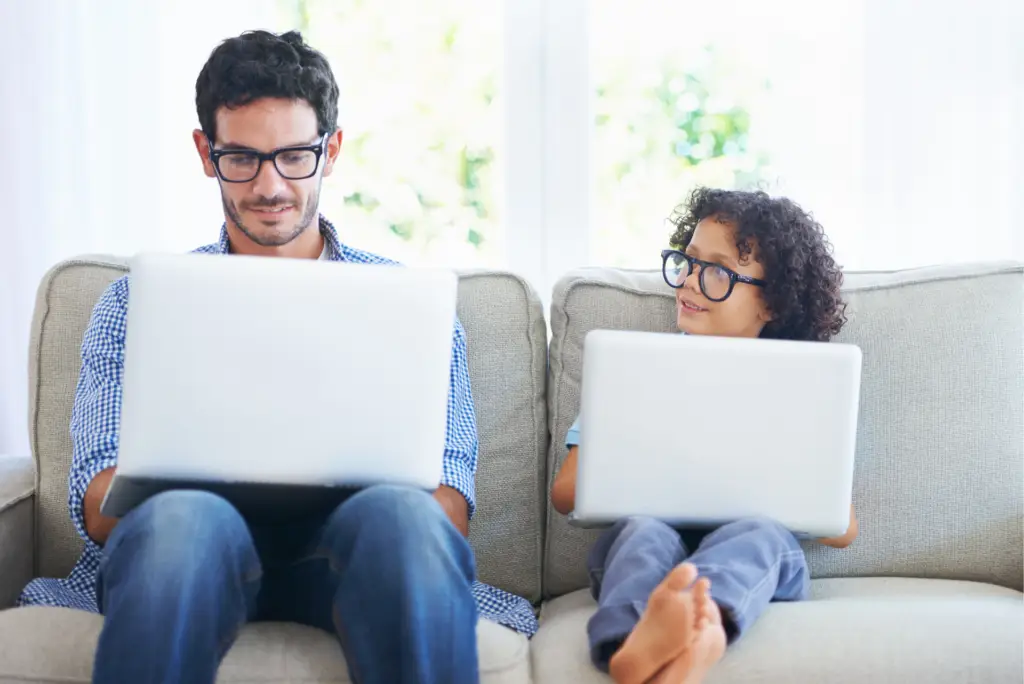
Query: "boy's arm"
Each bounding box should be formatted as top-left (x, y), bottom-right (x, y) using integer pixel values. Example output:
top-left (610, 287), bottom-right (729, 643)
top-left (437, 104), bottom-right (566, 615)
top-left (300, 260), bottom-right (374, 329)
top-left (817, 504), bottom-right (858, 548)
top-left (551, 446), bottom-right (579, 515)
top-left (551, 416), bottom-right (581, 515)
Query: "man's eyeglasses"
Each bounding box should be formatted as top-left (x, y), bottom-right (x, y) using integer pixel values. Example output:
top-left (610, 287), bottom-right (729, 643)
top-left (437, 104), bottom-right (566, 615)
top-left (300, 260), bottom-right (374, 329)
top-left (661, 249), bottom-right (767, 302)
top-left (207, 134), bottom-right (329, 183)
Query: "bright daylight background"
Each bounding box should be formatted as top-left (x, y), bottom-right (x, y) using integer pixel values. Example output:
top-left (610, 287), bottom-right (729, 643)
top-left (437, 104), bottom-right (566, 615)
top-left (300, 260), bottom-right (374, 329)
top-left (1, 0), bottom-right (1022, 457)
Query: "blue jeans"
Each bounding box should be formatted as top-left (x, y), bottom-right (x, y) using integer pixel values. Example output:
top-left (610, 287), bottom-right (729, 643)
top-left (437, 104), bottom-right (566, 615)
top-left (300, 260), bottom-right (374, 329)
top-left (94, 485), bottom-right (479, 684)
top-left (586, 516), bottom-right (809, 671)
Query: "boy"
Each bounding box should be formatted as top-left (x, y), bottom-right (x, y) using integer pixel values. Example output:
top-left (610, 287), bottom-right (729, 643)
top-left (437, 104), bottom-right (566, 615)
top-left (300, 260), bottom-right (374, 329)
top-left (551, 188), bottom-right (857, 684)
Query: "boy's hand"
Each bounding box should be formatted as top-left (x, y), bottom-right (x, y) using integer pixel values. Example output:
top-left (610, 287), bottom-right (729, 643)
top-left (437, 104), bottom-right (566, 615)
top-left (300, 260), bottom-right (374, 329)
top-left (551, 446), bottom-right (579, 515)
top-left (818, 504), bottom-right (858, 548)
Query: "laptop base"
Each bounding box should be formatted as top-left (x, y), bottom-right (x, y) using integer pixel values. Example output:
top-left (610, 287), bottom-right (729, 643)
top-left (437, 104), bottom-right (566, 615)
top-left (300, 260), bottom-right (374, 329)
top-left (101, 475), bottom-right (368, 524)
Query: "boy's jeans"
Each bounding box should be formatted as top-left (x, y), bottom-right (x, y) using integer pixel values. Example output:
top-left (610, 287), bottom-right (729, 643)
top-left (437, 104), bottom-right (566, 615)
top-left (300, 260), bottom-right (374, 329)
top-left (586, 516), bottom-right (809, 670)
top-left (94, 485), bottom-right (479, 684)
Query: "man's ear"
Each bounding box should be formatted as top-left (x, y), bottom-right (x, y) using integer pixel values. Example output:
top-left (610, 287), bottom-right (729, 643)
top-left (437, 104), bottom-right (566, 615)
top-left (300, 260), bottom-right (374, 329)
top-left (322, 129), bottom-right (343, 177)
top-left (193, 129), bottom-right (217, 179)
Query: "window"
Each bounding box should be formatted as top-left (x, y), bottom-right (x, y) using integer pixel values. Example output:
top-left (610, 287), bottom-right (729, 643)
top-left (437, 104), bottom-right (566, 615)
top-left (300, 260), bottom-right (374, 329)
top-left (589, 0), bottom-right (865, 269)
top-left (278, 0), bottom-right (504, 268)
top-left (156, 0), bottom-right (1024, 290)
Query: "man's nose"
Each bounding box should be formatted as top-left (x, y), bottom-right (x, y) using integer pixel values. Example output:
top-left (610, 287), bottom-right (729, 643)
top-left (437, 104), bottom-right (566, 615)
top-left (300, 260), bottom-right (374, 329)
top-left (251, 158), bottom-right (288, 197)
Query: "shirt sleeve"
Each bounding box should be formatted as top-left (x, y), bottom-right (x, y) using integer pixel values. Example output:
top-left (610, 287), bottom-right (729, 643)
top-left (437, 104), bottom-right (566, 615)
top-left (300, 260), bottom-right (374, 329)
top-left (565, 415), bottom-right (581, 447)
top-left (67, 278), bottom-right (128, 544)
top-left (440, 318), bottom-right (479, 518)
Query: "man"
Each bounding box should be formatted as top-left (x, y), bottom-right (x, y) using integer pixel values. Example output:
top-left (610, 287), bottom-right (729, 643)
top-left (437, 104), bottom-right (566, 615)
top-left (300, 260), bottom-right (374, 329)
top-left (18, 29), bottom-right (538, 684)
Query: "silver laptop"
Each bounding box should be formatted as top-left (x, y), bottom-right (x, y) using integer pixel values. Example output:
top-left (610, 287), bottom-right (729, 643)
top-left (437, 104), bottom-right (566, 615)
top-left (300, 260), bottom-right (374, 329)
top-left (570, 330), bottom-right (862, 538)
top-left (101, 252), bottom-right (458, 520)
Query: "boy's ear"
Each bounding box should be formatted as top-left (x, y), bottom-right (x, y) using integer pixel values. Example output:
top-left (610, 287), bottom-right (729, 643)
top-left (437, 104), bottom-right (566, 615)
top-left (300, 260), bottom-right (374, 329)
top-left (758, 302), bottom-right (774, 323)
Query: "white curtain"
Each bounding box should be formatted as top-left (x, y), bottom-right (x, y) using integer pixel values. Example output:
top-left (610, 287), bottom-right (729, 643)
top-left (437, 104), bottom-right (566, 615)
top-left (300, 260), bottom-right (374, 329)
top-left (0, 1), bottom-right (278, 457)
top-left (860, 0), bottom-right (1024, 269)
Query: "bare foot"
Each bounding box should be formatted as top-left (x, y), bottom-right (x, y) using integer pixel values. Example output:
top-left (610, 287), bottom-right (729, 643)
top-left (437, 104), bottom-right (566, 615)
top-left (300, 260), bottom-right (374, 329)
top-left (648, 577), bottom-right (727, 684)
top-left (607, 563), bottom-right (699, 684)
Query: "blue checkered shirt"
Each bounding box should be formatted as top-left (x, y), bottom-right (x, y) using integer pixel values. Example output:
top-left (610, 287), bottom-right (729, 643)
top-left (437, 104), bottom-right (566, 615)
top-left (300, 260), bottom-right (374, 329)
top-left (17, 217), bottom-right (539, 637)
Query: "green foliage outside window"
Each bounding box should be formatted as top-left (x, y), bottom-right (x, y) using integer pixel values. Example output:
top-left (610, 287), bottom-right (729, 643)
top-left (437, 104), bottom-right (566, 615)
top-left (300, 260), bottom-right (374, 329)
top-left (280, 0), bottom-right (768, 267)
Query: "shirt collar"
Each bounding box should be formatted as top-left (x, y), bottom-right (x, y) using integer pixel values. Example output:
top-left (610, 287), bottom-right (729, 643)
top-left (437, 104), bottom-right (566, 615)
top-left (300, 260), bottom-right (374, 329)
top-left (216, 215), bottom-right (346, 261)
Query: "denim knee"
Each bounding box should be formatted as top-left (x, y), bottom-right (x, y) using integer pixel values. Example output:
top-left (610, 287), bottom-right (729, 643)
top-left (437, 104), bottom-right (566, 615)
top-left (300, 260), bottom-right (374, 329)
top-left (333, 484), bottom-right (443, 529)
top-left (105, 490), bottom-right (254, 579)
top-left (696, 515), bottom-right (809, 606)
top-left (616, 516), bottom-right (677, 543)
top-left (587, 516), bottom-right (680, 595)
top-left (322, 485), bottom-right (471, 580)
top-left (325, 485), bottom-right (449, 550)
top-left (715, 516), bottom-right (799, 547)
top-left (599, 516), bottom-right (680, 563)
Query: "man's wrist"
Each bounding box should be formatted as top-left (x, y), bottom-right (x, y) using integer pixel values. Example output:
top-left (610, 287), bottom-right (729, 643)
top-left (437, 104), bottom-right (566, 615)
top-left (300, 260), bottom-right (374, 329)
top-left (433, 485), bottom-right (469, 537)
top-left (83, 467), bottom-right (118, 544)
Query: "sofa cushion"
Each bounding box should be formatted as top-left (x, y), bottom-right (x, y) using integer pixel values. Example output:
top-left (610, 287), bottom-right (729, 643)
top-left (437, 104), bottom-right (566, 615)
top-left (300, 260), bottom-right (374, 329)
top-left (0, 608), bottom-right (530, 683)
top-left (29, 259), bottom-right (548, 603)
top-left (545, 263), bottom-right (1024, 597)
top-left (531, 578), bottom-right (1024, 683)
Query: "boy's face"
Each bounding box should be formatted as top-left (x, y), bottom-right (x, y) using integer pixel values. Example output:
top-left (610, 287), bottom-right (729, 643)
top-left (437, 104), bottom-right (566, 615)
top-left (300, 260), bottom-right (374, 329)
top-left (675, 217), bottom-right (771, 338)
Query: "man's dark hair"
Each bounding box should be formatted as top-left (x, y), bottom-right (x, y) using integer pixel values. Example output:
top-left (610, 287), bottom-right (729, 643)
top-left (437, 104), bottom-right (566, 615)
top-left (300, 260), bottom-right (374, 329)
top-left (668, 187), bottom-right (847, 342)
top-left (195, 30), bottom-right (339, 142)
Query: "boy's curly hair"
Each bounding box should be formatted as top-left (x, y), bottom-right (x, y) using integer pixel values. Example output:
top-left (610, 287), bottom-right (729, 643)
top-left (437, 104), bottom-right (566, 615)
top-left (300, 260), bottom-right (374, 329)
top-left (668, 187), bottom-right (847, 342)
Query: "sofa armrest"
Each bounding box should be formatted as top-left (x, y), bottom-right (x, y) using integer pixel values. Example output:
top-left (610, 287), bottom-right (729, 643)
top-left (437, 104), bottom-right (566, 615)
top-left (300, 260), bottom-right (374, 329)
top-left (0, 454), bottom-right (34, 608)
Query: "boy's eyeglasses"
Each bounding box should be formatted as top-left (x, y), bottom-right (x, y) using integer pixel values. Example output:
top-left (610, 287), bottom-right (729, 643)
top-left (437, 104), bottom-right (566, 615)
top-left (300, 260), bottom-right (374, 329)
top-left (661, 249), bottom-right (767, 302)
top-left (207, 134), bottom-right (329, 183)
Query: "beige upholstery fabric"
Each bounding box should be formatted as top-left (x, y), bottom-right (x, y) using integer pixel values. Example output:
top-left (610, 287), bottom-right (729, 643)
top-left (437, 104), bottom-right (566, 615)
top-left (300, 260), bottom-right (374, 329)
top-left (29, 259), bottom-right (128, 578)
top-left (27, 259), bottom-right (549, 602)
top-left (0, 455), bottom-right (34, 608)
top-left (531, 578), bottom-right (1024, 684)
top-left (545, 263), bottom-right (1024, 596)
top-left (458, 272), bottom-right (548, 602)
top-left (0, 608), bottom-right (531, 684)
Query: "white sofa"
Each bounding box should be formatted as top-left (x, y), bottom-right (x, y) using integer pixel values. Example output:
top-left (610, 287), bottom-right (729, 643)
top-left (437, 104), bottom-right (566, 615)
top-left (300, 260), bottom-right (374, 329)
top-left (0, 257), bottom-right (1021, 683)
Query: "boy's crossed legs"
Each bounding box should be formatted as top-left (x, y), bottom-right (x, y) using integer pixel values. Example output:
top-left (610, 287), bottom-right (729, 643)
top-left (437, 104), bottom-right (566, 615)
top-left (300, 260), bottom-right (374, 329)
top-left (587, 516), bottom-right (809, 684)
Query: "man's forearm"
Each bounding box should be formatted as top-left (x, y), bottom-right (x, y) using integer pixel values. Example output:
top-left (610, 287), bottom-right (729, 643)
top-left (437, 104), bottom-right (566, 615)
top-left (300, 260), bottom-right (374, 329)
top-left (432, 485), bottom-right (470, 537)
top-left (83, 467), bottom-right (119, 545)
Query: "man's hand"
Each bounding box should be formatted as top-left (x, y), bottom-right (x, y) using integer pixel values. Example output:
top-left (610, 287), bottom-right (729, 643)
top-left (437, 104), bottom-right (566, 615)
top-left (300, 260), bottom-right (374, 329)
top-left (433, 485), bottom-right (470, 537)
top-left (83, 467), bottom-right (119, 545)
top-left (818, 504), bottom-right (858, 549)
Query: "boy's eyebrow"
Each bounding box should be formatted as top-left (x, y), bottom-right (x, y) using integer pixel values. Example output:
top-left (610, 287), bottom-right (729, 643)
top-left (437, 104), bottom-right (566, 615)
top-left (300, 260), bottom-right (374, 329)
top-left (688, 244), bottom-right (737, 268)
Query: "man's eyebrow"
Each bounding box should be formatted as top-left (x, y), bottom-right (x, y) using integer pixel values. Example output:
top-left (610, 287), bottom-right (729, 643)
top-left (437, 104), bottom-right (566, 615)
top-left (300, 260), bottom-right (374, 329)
top-left (216, 140), bottom-right (256, 151)
top-left (215, 139), bottom-right (316, 151)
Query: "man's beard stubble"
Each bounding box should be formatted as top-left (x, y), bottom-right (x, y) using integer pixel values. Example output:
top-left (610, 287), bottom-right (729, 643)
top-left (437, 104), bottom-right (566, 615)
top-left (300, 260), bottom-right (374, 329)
top-left (223, 182), bottom-right (322, 248)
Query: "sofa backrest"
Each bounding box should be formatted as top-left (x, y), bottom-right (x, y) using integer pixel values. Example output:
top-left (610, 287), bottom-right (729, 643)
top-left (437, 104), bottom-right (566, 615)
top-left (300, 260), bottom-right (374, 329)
top-left (29, 257), bottom-right (1024, 603)
top-left (545, 263), bottom-right (1024, 597)
top-left (28, 259), bottom-right (550, 604)
top-left (29, 259), bottom-right (127, 579)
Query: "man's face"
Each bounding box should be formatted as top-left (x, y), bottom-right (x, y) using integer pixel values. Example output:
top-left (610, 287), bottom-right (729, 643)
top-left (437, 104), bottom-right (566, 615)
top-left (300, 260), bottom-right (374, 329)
top-left (193, 98), bottom-right (341, 248)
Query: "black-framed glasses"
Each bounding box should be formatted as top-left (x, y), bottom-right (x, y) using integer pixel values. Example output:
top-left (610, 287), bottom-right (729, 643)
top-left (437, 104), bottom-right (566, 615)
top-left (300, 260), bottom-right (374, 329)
top-left (207, 134), bottom-right (328, 183)
top-left (661, 249), bottom-right (766, 302)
